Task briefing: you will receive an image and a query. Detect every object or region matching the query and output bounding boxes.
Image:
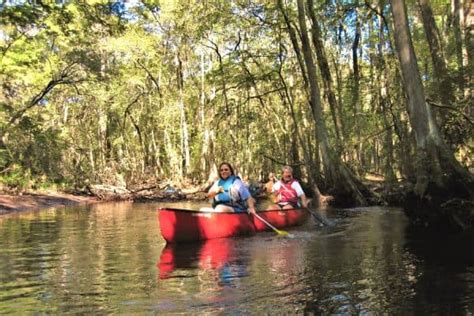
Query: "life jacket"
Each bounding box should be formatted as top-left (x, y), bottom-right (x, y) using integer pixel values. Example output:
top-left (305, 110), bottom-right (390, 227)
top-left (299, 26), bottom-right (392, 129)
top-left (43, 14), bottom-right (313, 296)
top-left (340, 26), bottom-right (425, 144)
top-left (212, 176), bottom-right (246, 209)
top-left (277, 179), bottom-right (298, 204)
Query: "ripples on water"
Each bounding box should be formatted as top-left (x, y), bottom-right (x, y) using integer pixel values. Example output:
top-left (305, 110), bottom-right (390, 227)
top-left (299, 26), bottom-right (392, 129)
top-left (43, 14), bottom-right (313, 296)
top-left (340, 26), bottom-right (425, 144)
top-left (0, 203), bottom-right (473, 314)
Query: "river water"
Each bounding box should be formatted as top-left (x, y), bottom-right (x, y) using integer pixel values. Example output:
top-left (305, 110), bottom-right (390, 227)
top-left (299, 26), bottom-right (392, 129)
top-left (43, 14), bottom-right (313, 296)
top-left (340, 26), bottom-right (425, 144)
top-left (0, 201), bottom-right (472, 314)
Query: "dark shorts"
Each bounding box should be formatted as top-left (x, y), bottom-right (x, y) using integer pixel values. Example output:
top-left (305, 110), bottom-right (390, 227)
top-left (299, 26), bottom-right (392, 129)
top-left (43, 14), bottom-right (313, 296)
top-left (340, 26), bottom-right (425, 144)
top-left (232, 205), bottom-right (248, 213)
top-left (277, 202), bottom-right (299, 209)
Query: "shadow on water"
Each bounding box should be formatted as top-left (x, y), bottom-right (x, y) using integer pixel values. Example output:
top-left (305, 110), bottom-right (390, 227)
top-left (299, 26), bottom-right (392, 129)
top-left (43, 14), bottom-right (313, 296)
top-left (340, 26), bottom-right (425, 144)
top-left (404, 226), bottom-right (474, 315)
top-left (298, 207), bottom-right (474, 315)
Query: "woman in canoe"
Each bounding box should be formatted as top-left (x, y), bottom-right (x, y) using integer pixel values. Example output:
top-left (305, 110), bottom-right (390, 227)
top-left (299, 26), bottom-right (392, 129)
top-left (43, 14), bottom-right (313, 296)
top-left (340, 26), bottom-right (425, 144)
top-left (203, 162), bottom-right (257, 214)
top-left (267, 165), bottom-right (310, 210)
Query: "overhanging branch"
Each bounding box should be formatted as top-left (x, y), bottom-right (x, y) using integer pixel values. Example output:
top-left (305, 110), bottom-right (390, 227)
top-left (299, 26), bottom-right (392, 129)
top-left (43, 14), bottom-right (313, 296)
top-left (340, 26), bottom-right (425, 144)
top-left (8, 63), bottom-right (86, 126)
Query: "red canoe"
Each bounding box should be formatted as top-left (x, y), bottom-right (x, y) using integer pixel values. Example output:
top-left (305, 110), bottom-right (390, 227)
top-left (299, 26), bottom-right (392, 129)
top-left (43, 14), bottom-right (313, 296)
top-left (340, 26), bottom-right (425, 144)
top-left (158, 207), bottom-right (309, 243)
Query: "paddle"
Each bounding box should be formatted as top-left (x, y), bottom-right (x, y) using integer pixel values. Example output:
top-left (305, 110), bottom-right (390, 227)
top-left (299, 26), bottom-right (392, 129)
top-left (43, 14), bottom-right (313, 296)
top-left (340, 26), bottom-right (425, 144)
top-left (305, 207), bottom-right (335, 227)
top-left (302, 198), bottom-right (335, 226)
top-left (252, 212), bottom-right (294, 238)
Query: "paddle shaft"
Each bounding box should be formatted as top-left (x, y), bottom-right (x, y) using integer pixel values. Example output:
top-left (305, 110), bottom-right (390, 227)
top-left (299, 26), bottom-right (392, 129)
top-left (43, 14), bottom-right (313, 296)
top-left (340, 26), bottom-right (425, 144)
top-left (305, 207), bottom-right (334, 226)
top-left (253, 212), bottom-right (290, 236)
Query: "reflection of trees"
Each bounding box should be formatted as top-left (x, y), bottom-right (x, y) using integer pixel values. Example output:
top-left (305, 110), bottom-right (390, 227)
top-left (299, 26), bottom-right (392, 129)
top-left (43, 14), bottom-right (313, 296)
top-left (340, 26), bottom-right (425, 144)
top-left (302, 208), bottom-right (418, 314)
top-left (245, 238), bottom-right (309, 311)
top-left (3, 204), bottom-right (470, 314)
top-left (59, 202), bottom-right (163, 308)
top-left (0, 203), bottom-right (164, 313)
top-left (0, 209), bottom-right (63, 313)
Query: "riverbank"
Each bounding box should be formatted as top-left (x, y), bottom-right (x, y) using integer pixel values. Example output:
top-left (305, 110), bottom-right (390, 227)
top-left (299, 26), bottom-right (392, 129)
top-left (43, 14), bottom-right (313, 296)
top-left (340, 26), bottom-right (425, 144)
top-left (0, 182), bottom-right (208, 215)
top-left (0, 191), bottom-right (99, 215)
top-left (0, 179), bottom-right (384, 215)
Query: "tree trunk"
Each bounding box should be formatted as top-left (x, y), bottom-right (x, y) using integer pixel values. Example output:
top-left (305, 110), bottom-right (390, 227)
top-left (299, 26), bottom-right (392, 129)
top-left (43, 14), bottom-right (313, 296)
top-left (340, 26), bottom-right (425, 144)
top-left (451, 0), bottom-right (468, 95)
top-left (277, 0), bottom-right (309, 91)
top-left (276, 52), bottom-right (323, 200)
top-left (296, 0), bottom-right (368, 206)
top-left (150, 129), bottom-right (162, 177)
top-left (331, 52), bottom-right (347, 142)
top-left (376, 0), bottom-right (396, 185)
top-left (307, 0), bottom-right (344, 149)
top-left (199, 51), bottom-right (215, 180)
top-left (176, 52), bottom-right (190, 177)
top-left (296, 0), bottom-right (331, 177)
top-left (390, 0), bottom-right (474, 229)
top-left (351, 2), bottom-right (362, 171)
top-left (465, 1), bottom-right (473, 95)
top-left (418, 0), bottom-right (454, 124)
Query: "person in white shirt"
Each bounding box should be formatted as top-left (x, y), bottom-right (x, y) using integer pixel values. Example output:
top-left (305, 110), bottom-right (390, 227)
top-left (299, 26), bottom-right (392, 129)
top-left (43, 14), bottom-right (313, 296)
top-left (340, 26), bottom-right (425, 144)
top-left (268, 165), bottom-right (310, 210)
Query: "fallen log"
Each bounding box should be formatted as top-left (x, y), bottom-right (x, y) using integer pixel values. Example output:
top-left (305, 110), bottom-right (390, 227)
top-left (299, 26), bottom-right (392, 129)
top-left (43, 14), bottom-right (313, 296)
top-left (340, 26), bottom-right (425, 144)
top-left (88, 184), bottom-right (131, 201)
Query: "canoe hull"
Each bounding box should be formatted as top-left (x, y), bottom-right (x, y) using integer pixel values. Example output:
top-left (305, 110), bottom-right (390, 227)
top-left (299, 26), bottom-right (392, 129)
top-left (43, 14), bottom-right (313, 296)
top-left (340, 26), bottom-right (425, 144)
top-left (158, 208), bottom-right (308, 243)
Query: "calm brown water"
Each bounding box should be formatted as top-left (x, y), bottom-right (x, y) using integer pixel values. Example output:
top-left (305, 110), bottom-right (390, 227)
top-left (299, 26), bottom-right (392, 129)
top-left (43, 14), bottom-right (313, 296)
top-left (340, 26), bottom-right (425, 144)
top-left (0, 202), bottom-right (472, 314)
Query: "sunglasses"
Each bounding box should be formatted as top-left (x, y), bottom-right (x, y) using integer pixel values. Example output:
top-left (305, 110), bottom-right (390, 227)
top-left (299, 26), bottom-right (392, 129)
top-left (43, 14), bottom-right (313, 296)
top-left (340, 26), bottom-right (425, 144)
top-left (220, 168), bottom-right (230, 172)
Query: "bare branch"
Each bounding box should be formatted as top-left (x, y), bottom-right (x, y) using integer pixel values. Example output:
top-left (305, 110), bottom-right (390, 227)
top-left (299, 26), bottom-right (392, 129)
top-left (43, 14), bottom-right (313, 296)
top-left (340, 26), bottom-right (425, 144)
top-left (8, 63), bottom-right (86, 126)
top-left (427, 99), bottom-right (474, 125)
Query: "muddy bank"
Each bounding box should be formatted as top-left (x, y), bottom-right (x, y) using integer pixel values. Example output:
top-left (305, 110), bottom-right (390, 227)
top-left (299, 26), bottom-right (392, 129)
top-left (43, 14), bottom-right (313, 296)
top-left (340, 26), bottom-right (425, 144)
top-left (0, 180), bottom-right (385, 216)
top-left (0, 182), bottom-right (210, 215)
top-left (0, 192), bottom-right (99, 215)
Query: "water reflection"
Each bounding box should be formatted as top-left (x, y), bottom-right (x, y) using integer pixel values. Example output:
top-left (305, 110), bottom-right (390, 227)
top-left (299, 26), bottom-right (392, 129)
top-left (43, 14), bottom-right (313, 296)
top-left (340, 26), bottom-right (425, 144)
top-left (0, 203), bottom-right (473, 314)
top-left (158, 238), bottom-right (249, 289)
top-left (154, 233), bottom-right (311, 314)
top-left (404, 226), bottom-right (474, 315)
top-left (0, 202), bottom-right (163, 314)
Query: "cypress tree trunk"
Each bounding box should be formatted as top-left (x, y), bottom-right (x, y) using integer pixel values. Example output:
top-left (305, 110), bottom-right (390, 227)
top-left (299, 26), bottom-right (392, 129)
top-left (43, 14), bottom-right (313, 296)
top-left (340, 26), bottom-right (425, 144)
top-left (390, 0), bottom-right (474, 230)
top-left (418, 0), bottom-right (454, 125)
top-left (374, 3), bottom-right (396, 186)
top-left (277, 0), bottom-right (309, 90)
top-left (276, 51), bottom-right (325, 202)
top-left (307, 0), bottom-right (343, 148)
top-left (176, 52), bottom-right (190, 177)
top-left (451, 0), bottom-right (468, 95)
top-left (351, 2), bottom-right (362, 171)
top-left (296, 0), bottom-right (369, 206)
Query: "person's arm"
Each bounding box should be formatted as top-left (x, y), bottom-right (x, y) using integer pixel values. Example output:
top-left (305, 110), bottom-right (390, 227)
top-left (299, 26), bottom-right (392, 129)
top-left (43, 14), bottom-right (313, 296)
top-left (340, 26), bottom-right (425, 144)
top-left (247, 196), bottom-right (257, 214)
top-left (300, 194), bottom-right (310, 208)
top-left (271, 181), bottom-right (281, 203)
top-left (237, 179), bottom-right (257, 214)
top-left (207, 182), bottom-right (222, 199)
top-left (293, 182), bottom-right (309, 208)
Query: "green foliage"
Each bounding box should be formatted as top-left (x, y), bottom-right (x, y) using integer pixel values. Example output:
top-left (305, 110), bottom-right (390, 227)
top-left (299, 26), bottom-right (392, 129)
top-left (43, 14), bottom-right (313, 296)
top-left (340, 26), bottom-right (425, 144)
top-left (0, 0), bottom-right (470, 191)
top-left (0, 164), bottom-right (31, 191)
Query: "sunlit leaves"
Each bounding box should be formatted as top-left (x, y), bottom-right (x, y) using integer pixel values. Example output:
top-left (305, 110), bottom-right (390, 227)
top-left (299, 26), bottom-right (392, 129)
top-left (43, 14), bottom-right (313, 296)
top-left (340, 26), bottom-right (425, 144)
top-left (0, 0), bottom-right (469, 189)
